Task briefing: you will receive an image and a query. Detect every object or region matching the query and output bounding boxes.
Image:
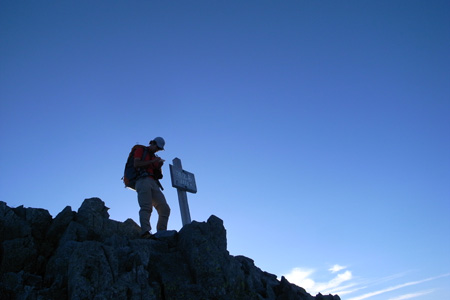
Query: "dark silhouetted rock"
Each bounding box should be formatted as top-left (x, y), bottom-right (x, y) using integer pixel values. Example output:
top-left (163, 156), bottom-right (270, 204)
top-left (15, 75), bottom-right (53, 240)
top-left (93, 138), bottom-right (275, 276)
top-left (0, 198), bottom-right (340, 300)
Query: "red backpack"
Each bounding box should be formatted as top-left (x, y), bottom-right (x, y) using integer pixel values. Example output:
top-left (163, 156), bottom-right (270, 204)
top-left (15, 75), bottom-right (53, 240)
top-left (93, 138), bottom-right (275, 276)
top-left (122, 145), bottom-right (163, 190)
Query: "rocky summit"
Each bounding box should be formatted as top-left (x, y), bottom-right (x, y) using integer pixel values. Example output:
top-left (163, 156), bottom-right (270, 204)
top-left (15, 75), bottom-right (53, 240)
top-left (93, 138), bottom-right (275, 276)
top-left (0, 198), bottom-right (340, 300)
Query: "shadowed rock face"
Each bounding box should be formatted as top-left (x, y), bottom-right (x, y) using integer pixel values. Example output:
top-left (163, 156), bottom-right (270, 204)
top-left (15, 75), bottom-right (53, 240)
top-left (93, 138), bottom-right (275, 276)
top-left (0, 198), bottom-right (340, 300)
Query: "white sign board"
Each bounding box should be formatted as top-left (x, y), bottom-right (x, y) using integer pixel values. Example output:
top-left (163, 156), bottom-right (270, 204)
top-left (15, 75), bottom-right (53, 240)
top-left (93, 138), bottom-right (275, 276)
top-left (170, 157), bottom-right (197, 226)
top-left (169, 164), bottom-right (197, 194)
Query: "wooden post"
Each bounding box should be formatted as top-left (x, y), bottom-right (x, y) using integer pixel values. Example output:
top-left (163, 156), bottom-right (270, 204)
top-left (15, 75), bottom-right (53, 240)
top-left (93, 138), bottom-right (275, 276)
top-left (170, 158), bottom-right (197, 226)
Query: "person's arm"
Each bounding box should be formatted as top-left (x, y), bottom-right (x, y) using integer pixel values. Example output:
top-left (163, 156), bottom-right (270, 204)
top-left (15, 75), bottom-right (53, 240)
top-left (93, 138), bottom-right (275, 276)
top-left (134, 157), bottom-right (165, 168)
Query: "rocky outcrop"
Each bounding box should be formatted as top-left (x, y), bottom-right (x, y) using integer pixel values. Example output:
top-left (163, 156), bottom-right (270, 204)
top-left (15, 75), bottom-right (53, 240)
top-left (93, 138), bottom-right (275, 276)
top-left (0, 198), bottom-right (340, 300)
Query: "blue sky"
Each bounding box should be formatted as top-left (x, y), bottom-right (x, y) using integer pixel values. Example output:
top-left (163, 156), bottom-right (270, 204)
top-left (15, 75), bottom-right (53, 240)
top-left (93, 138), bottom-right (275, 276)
top-left (1, 1), bottom-right (449, 299)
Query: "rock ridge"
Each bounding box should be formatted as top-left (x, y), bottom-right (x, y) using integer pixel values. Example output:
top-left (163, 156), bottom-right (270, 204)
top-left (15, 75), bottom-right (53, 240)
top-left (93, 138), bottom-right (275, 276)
top-left (0, 198), bottom-right (340, 300)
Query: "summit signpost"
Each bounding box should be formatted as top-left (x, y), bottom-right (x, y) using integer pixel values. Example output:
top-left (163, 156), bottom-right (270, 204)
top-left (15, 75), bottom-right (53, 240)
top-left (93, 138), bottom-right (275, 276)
top-left (169, 157), bottom-right (197, 226)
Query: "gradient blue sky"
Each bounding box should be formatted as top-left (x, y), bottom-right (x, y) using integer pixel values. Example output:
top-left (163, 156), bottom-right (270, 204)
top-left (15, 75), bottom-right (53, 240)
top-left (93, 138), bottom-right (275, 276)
top-left (1, 1), bottom-right (449, 299)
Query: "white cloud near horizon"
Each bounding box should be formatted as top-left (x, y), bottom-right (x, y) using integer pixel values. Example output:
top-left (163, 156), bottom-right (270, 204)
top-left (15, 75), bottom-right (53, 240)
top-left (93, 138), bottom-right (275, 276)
top-left (388, 290), bottom-right (435, 300)
top-left (326, 272), bottom-right (411, 296)
top-left (283, 266), bottom-right (353, 295)
top-left (283, 267), bottom-right (316, 291)
top-left (282, 266), bottom-right (449, 300)
top-left (347, 274), bottom-right (450, 300)
top-left (329, 264), bottom-right (347, 273)
top-left (327, 283), bottom-right (367, 296)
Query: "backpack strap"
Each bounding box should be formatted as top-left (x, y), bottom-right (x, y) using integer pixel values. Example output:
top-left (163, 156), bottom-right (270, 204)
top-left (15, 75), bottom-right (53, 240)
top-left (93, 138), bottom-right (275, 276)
top-left (141, 146), bottom-right (148, 161)
top-left (137, 146), bottom-right (150, 178)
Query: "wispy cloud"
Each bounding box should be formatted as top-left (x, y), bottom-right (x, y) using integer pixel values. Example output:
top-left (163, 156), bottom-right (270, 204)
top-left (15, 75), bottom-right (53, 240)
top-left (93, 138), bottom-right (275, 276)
top-left (329, 264), bottom-right (347, 273)
top-left (282, 266), bottom-right (449, 300)
top-left (283, 267), bottom-right (316, 291)
top-left (283, 265), bottom-right (353, 295)
top-left (315, 270), bottom-right (353, 293)
top-left (327, 283), bottom-right (367, 296)
top-left (336, 271), bottom-right (409, 296)
top-left (388, 290), bottom-right (435, 300)
top-left (347, 274), bottom-right (450, 300)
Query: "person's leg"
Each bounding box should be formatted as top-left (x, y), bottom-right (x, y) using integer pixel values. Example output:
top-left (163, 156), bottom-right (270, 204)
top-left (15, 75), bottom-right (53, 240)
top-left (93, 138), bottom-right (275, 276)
top-left (136, 178), bottom-right (153, 234)
top-left (150, 180), bottom-right (171, 231)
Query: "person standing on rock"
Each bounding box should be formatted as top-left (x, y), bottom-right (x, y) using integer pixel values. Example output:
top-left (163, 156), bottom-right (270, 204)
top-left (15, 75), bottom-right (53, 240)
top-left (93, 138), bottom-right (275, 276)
top-left (133, 137), bottom-right (171, 239)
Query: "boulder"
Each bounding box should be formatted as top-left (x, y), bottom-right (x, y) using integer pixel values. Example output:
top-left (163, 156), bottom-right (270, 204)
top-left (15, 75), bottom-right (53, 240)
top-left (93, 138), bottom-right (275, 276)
top-left (0, 198), bottom-right (340, 300)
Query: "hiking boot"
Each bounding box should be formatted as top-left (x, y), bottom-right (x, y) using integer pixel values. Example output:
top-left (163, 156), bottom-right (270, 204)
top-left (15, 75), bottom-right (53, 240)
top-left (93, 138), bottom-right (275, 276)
top-left (140, 231), bottom-right (156, 240)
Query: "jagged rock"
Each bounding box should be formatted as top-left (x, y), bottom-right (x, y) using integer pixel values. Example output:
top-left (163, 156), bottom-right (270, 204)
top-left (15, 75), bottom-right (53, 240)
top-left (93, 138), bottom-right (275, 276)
top-left (1, 237), bottom-right (38, 274)
top-left (235, 256), bottom-right (279, 299)
top-left (0, 198), bottom-right (340, 300)
top-left (67, 241), bottom-right (115, 299)
top-left (0, 202), bottom-right (32, 241)
top-left (275, 276), bottom-right (314, 300)
top-left (315, 293), bottom-right (341, 300)
top-left (46, 206), bottom-right (75, 245)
